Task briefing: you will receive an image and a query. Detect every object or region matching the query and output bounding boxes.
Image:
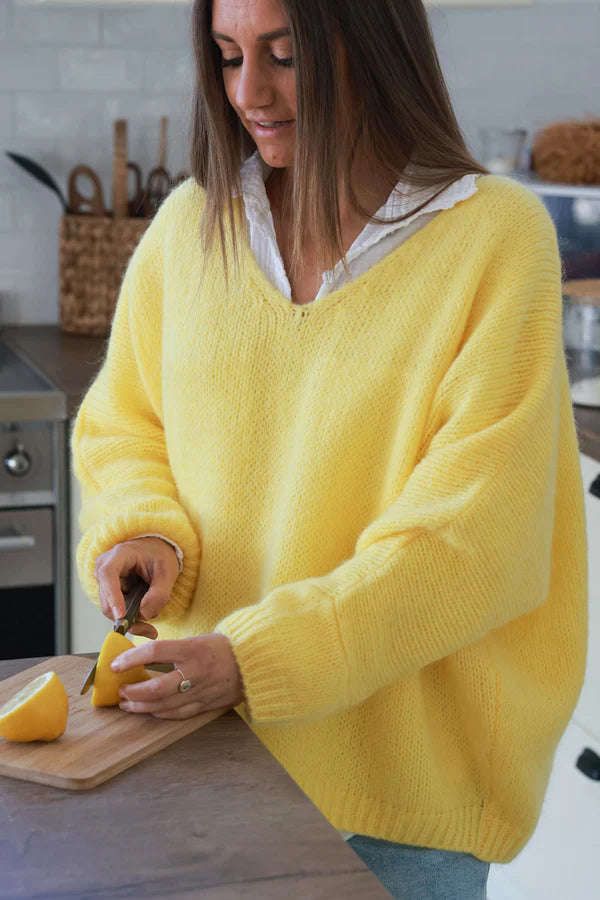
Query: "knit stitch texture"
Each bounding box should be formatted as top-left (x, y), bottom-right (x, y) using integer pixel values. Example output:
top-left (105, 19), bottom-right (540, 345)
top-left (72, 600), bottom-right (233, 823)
top-left (72, 173), bottom-right (588, 863)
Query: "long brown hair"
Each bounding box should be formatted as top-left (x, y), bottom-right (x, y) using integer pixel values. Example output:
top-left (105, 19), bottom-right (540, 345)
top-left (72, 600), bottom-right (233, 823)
top-left (190, 0), bottom-right (489, 283)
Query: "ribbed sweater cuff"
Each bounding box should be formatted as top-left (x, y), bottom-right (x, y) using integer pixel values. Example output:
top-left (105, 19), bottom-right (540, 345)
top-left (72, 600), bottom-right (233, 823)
top-left (77, 509), bottom-right (201, 618)
top-left (214, 597), bottom-right (349, 725)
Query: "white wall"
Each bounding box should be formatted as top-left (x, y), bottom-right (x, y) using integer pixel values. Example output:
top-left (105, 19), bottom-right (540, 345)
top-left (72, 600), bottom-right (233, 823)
top-left (0, 0), bottom-right (598, 324)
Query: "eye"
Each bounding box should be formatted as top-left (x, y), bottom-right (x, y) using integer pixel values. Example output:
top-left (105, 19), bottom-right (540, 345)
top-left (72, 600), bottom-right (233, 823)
top-left (220, 54), bottom-right (294, 69)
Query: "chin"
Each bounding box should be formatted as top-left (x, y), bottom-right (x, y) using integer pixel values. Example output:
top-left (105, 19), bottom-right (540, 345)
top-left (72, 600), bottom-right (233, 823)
top-left (257, 143), bottom-right (295, 169)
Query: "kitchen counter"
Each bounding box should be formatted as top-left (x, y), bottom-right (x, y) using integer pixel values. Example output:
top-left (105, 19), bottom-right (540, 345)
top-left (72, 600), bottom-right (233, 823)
top-left (2, 324), bottom-right (600, 463)
top-left (1, 325), bottom-right (107, 420)
top-left (0, 655), bottom-right (389, 900)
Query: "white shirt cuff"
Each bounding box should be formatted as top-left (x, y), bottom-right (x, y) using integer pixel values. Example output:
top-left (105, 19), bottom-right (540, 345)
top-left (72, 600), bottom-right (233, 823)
top-left (132, 534), bottom-right (184, 572)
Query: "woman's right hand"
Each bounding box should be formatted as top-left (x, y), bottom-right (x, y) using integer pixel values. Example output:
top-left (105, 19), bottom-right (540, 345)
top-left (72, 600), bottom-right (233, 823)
top-left (94, 537), bottom-right (180, 639)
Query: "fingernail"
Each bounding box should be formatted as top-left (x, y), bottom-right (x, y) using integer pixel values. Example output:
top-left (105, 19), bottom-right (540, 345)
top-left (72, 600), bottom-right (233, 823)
top-left (111, 658), bottom-right (122, 671)
top-left (111, 606), bottom-right (121, 620)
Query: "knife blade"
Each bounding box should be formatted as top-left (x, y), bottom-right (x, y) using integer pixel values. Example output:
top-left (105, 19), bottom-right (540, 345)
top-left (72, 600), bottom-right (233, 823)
top-left (80, 579), bottom-right (149, 695)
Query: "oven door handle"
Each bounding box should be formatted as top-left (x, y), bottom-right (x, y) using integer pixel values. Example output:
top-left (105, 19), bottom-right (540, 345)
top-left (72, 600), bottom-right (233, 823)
top-left (0, 528), bottom-right (36, 551)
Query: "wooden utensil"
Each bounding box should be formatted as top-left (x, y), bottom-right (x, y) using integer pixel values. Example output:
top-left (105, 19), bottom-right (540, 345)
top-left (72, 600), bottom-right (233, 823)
top-left (143, 166), bottom-right (171, 217)
top-left (0, 657), bottom-right (226, 790)
top-left (171, 170), bottom-right (189, 188)
top-left (67, 165), bottom-right (106, 217)
top-left (157, 115), bottom-right (168, 170)
top-left (112, 119), bottom-right (129, 219)
top-left (127, 161), bottom-right (145, 218)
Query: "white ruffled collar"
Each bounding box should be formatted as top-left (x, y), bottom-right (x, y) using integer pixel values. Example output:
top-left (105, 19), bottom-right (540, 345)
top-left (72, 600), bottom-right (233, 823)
top-left (237, 149), bottom-right (479, 263)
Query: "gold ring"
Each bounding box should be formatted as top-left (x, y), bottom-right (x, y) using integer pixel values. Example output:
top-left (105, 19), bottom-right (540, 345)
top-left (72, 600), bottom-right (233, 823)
top-left (175, 667), bottom-right (192, 693)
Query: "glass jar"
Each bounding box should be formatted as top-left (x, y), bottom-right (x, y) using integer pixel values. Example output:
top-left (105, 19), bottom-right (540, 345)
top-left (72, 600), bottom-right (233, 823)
top-left (562, 279), bottom-right (600, 408)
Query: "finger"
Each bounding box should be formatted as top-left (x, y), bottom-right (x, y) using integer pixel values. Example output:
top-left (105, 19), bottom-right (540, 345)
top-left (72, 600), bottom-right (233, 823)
top-left (152, 703), bottom-right (204, 720)
top-left (110, 638), bottom-right (183, 672)
top-left (138, 565), bottom-right (175, 620)
top-left (127, 621), bottom-right (158, 640)
top-left (119, 669), bottom-right (182, 702)
top-left (119, 690), bottom-right (193, 713)
top-left (97, 568), bottom-right (125, 620)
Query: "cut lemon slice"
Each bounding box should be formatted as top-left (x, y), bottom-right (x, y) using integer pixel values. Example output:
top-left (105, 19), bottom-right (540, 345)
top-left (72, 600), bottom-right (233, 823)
top-left (92, 631), bottom-right (152, 707)
top-left (0, 671), bottom-right (69, 742)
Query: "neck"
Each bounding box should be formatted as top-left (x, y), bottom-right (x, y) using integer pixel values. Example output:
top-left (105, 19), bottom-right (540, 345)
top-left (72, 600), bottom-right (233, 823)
top-left (267, 155), bottom-right (398, 235)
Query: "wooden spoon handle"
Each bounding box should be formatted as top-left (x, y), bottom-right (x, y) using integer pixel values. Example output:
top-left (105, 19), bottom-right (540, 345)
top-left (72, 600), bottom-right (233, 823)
top-left (113, 119), bottom-right (128, 219)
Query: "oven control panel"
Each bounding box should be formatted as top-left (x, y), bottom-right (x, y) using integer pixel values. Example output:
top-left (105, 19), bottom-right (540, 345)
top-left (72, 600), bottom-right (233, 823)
top-left (0, 422), bottom-right (54, 505)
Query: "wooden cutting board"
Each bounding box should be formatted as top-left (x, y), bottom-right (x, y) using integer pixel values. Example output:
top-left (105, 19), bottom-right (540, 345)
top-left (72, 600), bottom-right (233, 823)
top-left (0, 656), bottom-right (226, 790)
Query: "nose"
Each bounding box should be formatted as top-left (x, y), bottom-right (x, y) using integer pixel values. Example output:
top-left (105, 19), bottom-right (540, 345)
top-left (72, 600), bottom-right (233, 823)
top-left (233, 59), bottom-right (274, 113)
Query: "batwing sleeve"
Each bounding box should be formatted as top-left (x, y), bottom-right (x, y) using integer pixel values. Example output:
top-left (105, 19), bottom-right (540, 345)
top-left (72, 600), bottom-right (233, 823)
top-left (71, 202), bottom-right (201, 617)
top-left (214, 190), bottom-right (584, 725)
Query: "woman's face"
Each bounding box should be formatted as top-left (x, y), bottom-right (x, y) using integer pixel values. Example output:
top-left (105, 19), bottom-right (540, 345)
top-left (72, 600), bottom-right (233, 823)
top-left (211, 0), bottom-right (297, 169)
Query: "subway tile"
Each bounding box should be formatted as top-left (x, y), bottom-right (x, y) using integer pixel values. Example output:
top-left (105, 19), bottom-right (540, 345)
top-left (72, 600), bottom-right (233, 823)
top-left (0, 94), bottom-right (13, 139)
top-left (0, 46), bottom-right (56, 91)
top-left (0, 189), bottom-right (12, 230)
top-left (0, 231), bottom-right (59, 325)
top-left (0, 2), bottom-right (10, 41)
top-left (12, 183), bottom-right (64, 233)
top-left (142, 47), bottom-right (194, 94)
top-left (13, 6), bottom-right (100, 45)
top-left (102, 7), bottom-right (191, 48)
top-left (16, 93), bottom-right (106, 143)
top-left (431, 5), bottom-right (600, 48)
top-left (58, 48), bottom-right (143, 92)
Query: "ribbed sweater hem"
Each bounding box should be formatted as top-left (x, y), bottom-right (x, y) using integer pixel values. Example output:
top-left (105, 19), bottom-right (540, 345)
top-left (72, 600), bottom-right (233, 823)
top-left (311, 781), bottom-right (531, 864)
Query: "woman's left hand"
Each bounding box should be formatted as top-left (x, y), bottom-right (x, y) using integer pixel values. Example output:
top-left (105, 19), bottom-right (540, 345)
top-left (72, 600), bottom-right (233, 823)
top-left (112, 634), bottom-right (246, 719)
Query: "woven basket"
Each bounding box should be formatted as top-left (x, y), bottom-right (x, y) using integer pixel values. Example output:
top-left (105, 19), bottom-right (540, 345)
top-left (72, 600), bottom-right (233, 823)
top-left (58, 120), bottom-right (155, 336)
top-left (59, 214), bottom-right (148, 336)
top-left (531, 116), bottom-right (600, 185)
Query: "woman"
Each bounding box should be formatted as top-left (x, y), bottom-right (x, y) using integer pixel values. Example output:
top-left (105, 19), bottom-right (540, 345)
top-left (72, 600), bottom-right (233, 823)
top-left (71, 1), bottom-right (588, 898)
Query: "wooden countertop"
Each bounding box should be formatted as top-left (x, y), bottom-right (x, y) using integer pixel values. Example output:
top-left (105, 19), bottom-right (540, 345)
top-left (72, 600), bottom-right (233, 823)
top-left (2, 324), bottom-right (600, 463)
top-left (0, 656), bottom-right (389, 900)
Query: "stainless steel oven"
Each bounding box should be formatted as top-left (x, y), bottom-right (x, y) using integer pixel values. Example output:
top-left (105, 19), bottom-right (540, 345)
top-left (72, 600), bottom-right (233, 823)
top-left (0, 341), bottom-right (68, 659)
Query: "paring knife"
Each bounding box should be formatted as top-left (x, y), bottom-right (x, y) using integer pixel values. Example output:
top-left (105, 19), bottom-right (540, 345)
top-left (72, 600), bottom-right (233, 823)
top-left (80, 579), bottom-right (149, 695)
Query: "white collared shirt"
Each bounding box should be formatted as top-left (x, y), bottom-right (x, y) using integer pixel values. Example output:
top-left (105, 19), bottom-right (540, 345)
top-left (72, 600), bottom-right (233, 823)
top-left (238, 150), bottom-right (480, 303)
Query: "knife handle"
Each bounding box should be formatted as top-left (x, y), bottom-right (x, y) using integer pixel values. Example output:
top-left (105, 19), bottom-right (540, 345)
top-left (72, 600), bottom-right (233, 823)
top-left (114, 579), bottom-right (149, 634)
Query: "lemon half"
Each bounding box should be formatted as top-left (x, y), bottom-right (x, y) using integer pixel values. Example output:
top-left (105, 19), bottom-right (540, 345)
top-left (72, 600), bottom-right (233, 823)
top-left (91, 631), bottom-right (152, 707)
top-left (0, 671), bottom-right (69, 742)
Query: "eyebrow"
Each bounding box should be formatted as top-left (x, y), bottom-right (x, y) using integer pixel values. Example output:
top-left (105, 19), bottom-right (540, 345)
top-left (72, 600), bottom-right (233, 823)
top-left (211, 27), bottom-right (291, 43)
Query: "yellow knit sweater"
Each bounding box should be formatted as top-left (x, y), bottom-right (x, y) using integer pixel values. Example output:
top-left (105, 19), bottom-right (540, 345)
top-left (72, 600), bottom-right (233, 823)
top-left (72, 174), bottom-right (588, 864)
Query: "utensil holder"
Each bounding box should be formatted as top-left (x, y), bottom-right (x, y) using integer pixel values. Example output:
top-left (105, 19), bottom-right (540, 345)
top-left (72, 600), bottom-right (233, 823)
top-left (58, 120), bottom-right (151, 337)
top-left (59, 215), bottom-right (148, 336)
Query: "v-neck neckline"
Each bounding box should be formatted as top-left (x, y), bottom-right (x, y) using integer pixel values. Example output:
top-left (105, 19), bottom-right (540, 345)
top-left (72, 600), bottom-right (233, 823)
top-left (237, 191), bottom-right (458, 319)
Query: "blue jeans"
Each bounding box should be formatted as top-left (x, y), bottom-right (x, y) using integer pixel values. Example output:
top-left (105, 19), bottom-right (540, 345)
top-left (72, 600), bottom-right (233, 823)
top-left (347, 835), bottom-right (490, 900)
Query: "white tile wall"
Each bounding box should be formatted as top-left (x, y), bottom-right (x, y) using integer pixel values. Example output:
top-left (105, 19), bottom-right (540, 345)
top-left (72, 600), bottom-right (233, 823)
top-left (0, 0), bottom-right (598, 323)
top-left (58, 48), bottom-right (144, 92)
top-left (13, 5), bottom-right (100, 45)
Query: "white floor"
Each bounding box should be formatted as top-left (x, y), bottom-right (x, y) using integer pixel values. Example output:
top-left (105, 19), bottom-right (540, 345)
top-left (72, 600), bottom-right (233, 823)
top-left (487, 452), bottom-right (600, 900)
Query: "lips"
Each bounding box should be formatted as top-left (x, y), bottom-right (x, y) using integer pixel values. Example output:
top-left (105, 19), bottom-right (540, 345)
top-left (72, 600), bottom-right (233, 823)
top-left (250, 120), bottom-right (295, 135)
